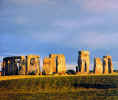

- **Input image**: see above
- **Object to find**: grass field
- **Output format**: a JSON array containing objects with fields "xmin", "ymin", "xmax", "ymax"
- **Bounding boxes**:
[
  {"xmin": 0, "ymin": 74, "xmax": 118, "ymax": 100},
  {"xmin": 0, "ymin": 73, "xmax": 118, "ymax": 81},
  {"xmin": 0, "ymin": 74, "xmax": 118, "ymax": 90}
]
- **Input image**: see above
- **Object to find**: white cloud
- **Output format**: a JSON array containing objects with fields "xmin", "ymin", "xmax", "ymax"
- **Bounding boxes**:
[
  {"xmin": 50, "ymin": 16, "xmax": 118, "ymax": 49},
  {"xmin": 0, "ymin": 56, "xmax": 3, "ymax": 62},
  {"xmin": 77, "ymin": 0, "xmax": 118, "ymax": 13},
  {"xmin": 31, "ymin": 32, "xmax": 69, "ymax": 45},
  {"xmin": 112, "ymin": 61, "xmax": 118, "ymax": 70},
  {"xmin": 31, "ymin": 31, "xmax": 118, "ymax": 49},
  {"xmin": 66, "ymin": 64, "xmax": 76, "ymax": 70},
  {"xmin": 53, "ymin": 18, "xmax": 105, "ymax": 29},
  {"xmin": 76, "ymin": 32, "xmax": 118, "ymax": 49},
  {"xmin": 33, "ymin": 16, "xmax": 118, "ymax": 49},
  {"xmin": 10, "ymin": 0, "xmax": 56, "ymax": 6}
]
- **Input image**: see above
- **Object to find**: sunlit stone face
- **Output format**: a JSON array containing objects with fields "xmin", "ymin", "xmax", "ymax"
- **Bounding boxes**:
[
  {"xmin": 43, "ymin": 54, "xmax": 66, "ymax": 75},
  {"xmin": 77, "ymin": 50, "xmax": 90, "ymax": 74},
  {"xmin": 94, "ymin": 57, "xmax": 103, "ymax": 74}
]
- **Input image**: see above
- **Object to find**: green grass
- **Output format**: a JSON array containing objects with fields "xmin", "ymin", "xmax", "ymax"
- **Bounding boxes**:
[
  {"xmin": 0, "ymin": 75, "xmax": 118, "ymax": 100},
  {"xmin": 0, "ymin": 75, "xmax": 118, "ymax": 91}
]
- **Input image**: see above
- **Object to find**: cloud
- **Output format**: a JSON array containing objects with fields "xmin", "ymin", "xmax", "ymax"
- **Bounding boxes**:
[
  {"xmin": 48, "ymin": 13, "xmax": 118, "ymax": 49},
  {"xmin": 112, "ymin": 61, "xmax": 118, "ymax": 70},
  {"xmin": 76, "ymin": 32, "xmax": 118, "ymax": 49},
  {"xmin": 30, "ymin": 30, "xmax": 118, "ymax": 49},
  {"xmin": 0, "ymin": 56, "xmax": 3, "ymax": 62},
  {"xmin": 15, "ymin": 16, "xmax": 29, "ymax": 25},
  {"xmin": 32, "ymin": 16, "xmax": 117, "ymax": 49},
  {"xmin": 52, "ymin": 17, "xmax": 105, "ymax": 29},
  {"xmin": 10, "ymin": 0, "xmax": 56, "ymax": 6},
  {"xmin": 76, "ymin": 0, "xmax": 118, "ymax": 13},
  {"xmin": 66, "ymin": 64, "xmax": 76, "ymax": 70},
  {"xmin": 31, "ymin": 32, "xmax": 69, "ymax": 45}
]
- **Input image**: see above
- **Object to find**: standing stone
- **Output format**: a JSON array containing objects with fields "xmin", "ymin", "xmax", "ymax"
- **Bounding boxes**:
[
  {"xmin": 50, "ymin": 54, "xmax": 66, "ymax": 74},
  {"xmin": 43, "ymin": 54, "xmax": 66, "ymax": 75},
  {"xmin": 8, "ymin": 60, "xmax": 11, "ymax": 75},
  {"xmin": 49, "ymin": 54, "xmax": 57, "ymax": 73},
  {"xmin": 103, "ymin": 57, "xmax": 108, "ymax": 74},
  {"xmin": 77, "ymin": 50, "xmax": 90, "ymax": 74},
  {"xmin": 56, "ymin": 55, "xmax": 66, "ymax": 74},
  {"xmin": 18, "ymin": 56, "xmax": 26, "ymax": 75},
  {"xmin": 26, "ymin": 55, "xmax": 40, "ymax": 75},
  {"xmin": 93, "ymin": 57, "xmax": 103, "ymax": 74},
  {"xmin": 43, "ymin": 57, "xmax": 53, "ymax": 75},
  {"xmin": 2, "ymin": 55, "xmax": 40, "ymax": 76},
  {"xmin": 2, "ymin": 61, "xmax": 5, "ymax": 76},
  {"xmin": 103, "ymin": 56, "xmax": 113, "ymax": 74},
  {"xmin": 2, "ymin": 57, "xmax": 12, "ymax": 75}
]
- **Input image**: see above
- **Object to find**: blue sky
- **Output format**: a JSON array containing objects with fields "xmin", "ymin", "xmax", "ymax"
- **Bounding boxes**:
[{"xmin": 1, "ymin": 0, "xmax": 118, "ymax": 70}]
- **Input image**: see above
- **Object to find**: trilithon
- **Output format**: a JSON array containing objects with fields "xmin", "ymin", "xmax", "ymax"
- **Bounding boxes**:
[{"xmin": 76, "ymin": 50, "xmax": 90, "ymax": 74}]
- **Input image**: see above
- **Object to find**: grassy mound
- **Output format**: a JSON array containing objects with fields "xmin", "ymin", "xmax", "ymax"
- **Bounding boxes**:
[
  {"xmin": 0, "ymin": 75, "xmax": 118, "ymax": 100},
  {"xmin": 0, "ymin": 75, "xmax": 118, "ymax": 92}
]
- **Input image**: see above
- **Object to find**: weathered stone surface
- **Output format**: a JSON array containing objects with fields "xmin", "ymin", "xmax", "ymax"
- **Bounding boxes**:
[
  {"xmin": 43, "ymin": 57, "xmax": 53, "ymax": 75},
  {"xmin": 56, "ymin": 55, "xmax": 66, "ymax": 73},
  {"xmin": 43, "ymin": 54, "xmax": 66, "ymax": 75},
  {"xmin": 103, "ymin": 56, "xmax": 113, "ymax": 74},
  {"xmin": 50, "ymin": 54, "xmax": 66, "ymax": 74},
  {"xmin": 18, "ymin": 56, "xmax": 26, "ymax": 75},
  {"xmin": 2, "ymin": 57, "xmax": 20, "ymax": 75},
  {"xmin": 27, "ymin": 55, "xmax": 40, "ymax": 75},
  {"xmin": 93, "ymin": 57, "xmax": 103, "ymax": 74},
  {"xmin": 0, "ymin": 62, "xmax": 2, "ymax": 69},
  {"xmin": 2, "ymin": 55, "xmax": 40, "ymax": 76},
  {"xmin": 77, "ymin": 50, "xmax": 90, "ymax": 74},
  {"xmin": 49, "ymin": 54, "xmax": 57, "ymax": 73}
]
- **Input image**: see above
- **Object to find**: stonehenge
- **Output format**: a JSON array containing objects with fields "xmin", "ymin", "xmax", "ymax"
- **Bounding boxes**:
[
  {"xmin": 43, "ymin": 54, "xmax": 66, "ymax": 75},
  {"xmin": 77, "ymin": 50, "xmax": 114, "ymax": 74},
  {"xmin": 2, "ymin": 55, "xmax": 40, "ymax": 75},
  {"xmin": 2, "ymin": 54, "xmax": 67, "ymax": 76},
  {"xmin": 0, "ymin": 50, "xmax": 114, "ymax": 76},
  {"xmin": 93, "ymin": 56, "xmax": 113, "ymax": 74}
]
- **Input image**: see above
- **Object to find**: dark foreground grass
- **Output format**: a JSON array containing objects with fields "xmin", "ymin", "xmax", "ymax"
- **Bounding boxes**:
[
  {"xmin": 0, "ymin": 75, "xmax": 118, "ymax": 100},
  {"xmin": 0, "ymin": 89, "xmax": 118, "ymax": 100}
]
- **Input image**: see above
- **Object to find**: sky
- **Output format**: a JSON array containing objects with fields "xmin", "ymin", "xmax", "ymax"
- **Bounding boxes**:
[{"xmin": 1, "ymin": 0, "xmax": 118, "ymax": 70}]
